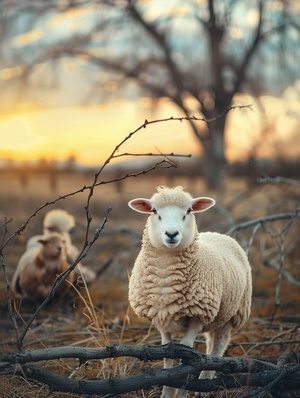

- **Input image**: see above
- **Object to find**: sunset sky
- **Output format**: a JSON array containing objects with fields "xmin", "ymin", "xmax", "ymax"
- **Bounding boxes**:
[
  {"xmin": 1, "ymin": 1, "xmax": 300, "ymax": 168},
  {"xmin": 1, "ymin": 93, "xmax": 300, "ymax": 167},
  {"xmin": 0, "ymin": 99, "xmax": 200, "ymax": 166}
]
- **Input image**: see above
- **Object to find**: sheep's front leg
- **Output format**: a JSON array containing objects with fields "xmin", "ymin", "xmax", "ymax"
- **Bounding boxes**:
[
  {"xmin": 173, "ymin": 318, "xmax": 203, "ymax": 398},
  {"xmin": 160, "ymin": 331, "xmax": 175, "ymax": 398},
  {"xmin": 200, "ymin": 321, "xmax": 232, "ymax": 381},
  {"xmin": 180, "ymin": 318, "xmax": 202, "ymax": 348},
  {"xmin": 161, "ymin": 320, "xmax": 203, "ymax": 398},
  {"xmin": 197, "ymin": 321, "xmax": 233, "ymax": 397}
]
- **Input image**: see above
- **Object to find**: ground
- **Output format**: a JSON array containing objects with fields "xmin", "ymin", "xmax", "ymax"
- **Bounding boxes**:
[{"xmin": 1, "ymin": 171, "xmax": 300, "ymax": 397}]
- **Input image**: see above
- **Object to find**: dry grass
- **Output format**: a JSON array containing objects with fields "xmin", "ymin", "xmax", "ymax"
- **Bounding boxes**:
[{"xmin": 1, "ymin": 173, "xmax": 300, "ymax": 397}]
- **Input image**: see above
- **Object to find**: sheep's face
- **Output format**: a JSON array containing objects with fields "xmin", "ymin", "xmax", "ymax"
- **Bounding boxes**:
[
  {"xmin": 128, "ymin": 188, "xmax": 215, "ymax": 251},
  {"xmin": 149, "ymin": 205, "xmax": 196, "ymax": 249},
  {"xmin": 38, "ymin": 233, "xmax": 67, "ymax": 260}
]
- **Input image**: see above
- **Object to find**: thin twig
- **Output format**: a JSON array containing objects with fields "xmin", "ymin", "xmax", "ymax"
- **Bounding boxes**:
[
  {"xmin": 245, "ymin": 222, "xmax": 261, "ymax": 257},
  {"xmin": 226, "ymin": 211, "xmax": 300, "ymax": 236},
  {"xmin": 258, "ymin": 176, "xmax": 300, "ymax": 187},
  {"xmin": 112, "ymin": 152, "xmax": 192, "ymax": 159}
]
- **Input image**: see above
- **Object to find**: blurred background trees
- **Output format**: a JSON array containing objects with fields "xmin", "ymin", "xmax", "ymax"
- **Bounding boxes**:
[{"xmin": 1, "ymin": 0, "xmax": 300, "ymax": 188}]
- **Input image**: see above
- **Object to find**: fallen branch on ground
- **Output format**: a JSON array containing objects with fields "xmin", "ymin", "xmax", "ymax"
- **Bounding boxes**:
[{"xmin": 1, "ymin": 343, "xmax": 299, "ymax": 396}]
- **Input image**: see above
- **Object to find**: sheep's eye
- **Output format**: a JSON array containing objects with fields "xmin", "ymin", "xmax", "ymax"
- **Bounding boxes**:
[
  {"xmin": 152, "ymin": 208, "xmax": 161, "ymax": 220},
  {"xmin": 183, "ymin": 208, "xmax": 191, "ymax": 220}
]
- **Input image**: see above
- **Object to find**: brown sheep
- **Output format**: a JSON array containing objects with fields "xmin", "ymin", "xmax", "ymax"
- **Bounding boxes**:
[{"xmin": 12, "ymin": 232, "xmax": 74, "ymax": 301}]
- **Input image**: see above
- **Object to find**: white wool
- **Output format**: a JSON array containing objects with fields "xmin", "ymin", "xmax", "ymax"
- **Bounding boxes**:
[
  {"xmin": 26, "ymin": 209, "xmax": 75, "ymax": 251},
  {"xmin": 128, "ymin": 186, "xmax": 252, "ymax": 398},
  {"xmin": 26, "ymin": 209, "xmax": 79, "ymax": 259},
  {"xmin": 43, "ymin": 209, "xmax": 75, "ymax": 233},
  {"xmin": 151, "ymin": 186, "xmax": 194, "ymax": 208},
  {"xmin": 129, "ymin": 230, "xmax": 251, "ymax": 332}
]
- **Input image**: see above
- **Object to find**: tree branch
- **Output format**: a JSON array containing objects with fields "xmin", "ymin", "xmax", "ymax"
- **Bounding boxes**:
[
  {"xmin": 1, "ymin": 344, "xmax": 299, "ymax": 396},
  {"xmin": 126, "ymin": 1, "xmax": 185, "ymax": 101},
  {"xmin": 226, "ymin": 211, "xmax": 300, "ymax": 236},
  {"xmin": 234, "ymin": 0, "xmax": 264, "ymax": 92}
]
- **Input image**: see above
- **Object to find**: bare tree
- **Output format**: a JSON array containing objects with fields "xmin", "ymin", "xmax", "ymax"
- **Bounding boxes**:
[{"xmin": 1, "ymin": 1, "xmax": 300, "ymax": 188}]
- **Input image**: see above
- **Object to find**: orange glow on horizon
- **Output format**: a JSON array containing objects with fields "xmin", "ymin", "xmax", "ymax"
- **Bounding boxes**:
[
  {"xmin": 1, "ymin": 95, "xmax": 300, "ymax": 167},
  {"xmin": 0, "ymin": 100, "xmax": 199, "ymax": 166}
]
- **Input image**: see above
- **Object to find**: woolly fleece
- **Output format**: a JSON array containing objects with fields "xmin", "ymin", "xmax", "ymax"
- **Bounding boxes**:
[{"xmin": 129, "ymin": 188, "xmax": 252, "ymax": 334}]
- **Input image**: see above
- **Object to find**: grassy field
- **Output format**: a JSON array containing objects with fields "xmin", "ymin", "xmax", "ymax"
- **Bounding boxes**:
[{"xmin": 1, "ymin": 171, "xmax": 300, "ymax": 397}]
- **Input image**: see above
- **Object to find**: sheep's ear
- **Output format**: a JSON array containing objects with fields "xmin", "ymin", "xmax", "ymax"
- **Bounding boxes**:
[
  {"xmin": 38, "ymin": 239, "xmax": 48, "ymax": 245},
  {"xmin": 191, "ymin": 197, "xmax": 215, "ymax": 213},
  {"xmin": 128, "ymin": 198, "xmax": 153, "ymax": 214}
]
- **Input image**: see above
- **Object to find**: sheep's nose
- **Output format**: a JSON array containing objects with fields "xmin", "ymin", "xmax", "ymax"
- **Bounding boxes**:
[{"xmin": 165, "ymin": 231, "xmax": 179, "ymax": 239}]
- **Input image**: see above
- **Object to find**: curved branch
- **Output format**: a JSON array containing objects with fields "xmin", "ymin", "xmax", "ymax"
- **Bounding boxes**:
[
  {"xmin": 226, "ymin": 211, "xmax": 300, "ymax": 236},
  {"xmin": 1, "ymin": 344, "xmax": 299, "ymax": 396},
  {"xmin": 24, "ymin": 364, "xmax": 300, "ymax": 395},
  {"xmin": 0, "ymin": 343, "xmax": 277, "ymax": 370}
]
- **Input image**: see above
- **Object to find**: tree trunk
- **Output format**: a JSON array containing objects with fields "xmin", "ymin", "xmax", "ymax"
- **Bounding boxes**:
[
  {"xmin": 197, "ymin": 79, "xmax": 234, "ymax": 189},
  {"xmin": 175, "ymin": 98, "xmax": 229, "ymax": 191},
  {"xmin": 203, "ymin": 115, "xmax": 227, "ymax": 190},
  {"xmin": 188, "ymin": 102, "xmax": 228, "ymax": 191}
]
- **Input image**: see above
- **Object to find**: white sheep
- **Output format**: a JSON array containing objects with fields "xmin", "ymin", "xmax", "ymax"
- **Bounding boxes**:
[
  {"xmin": 11, "ymin": 232, "xmax": 75, "ymax": 301},
  {"xmin": 26, "ymin": 209, "xmax": 96, "ymax": 286},
  {"xmin": 128, "ymin": 186, "xmax": 252, "ymax": 398}
]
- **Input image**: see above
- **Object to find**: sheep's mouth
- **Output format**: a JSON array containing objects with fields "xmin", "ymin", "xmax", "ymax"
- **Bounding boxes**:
[
  {"xmin": 49, "ymin": 252, "xmax": 62, "ymax": 259},
  {"xmin": 165, "ymin": 239, "xmax": 179, "ymax": 248}
]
